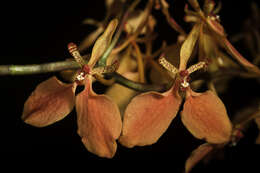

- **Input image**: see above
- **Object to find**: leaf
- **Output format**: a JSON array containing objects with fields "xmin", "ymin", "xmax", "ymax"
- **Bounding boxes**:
[
  {"xmin": 88, "ymin": 19, "xmax": 118, "ymax": 68},
  {"xmin": 181, "ymin": 88, "xmax": 232, "ymax": 144},
  {"xmin": 119, "ymin": 85, "xmax": 182, "ymax": 147},
  {"xmin": 222, "ymin": 38, "xmax": 260, "ymax": 75},
  {"xmin": 76, "ymin": 77, "xmax": 122, "ymax": 158},
  {"xmin": 179, "ymin": 23, "xmax": 201, "ymax": 70},
  {"xmin": 185, "ymin": 143, "xmax": 214, "ymax": 173},
  {"xmin": 22, "ymin": 77, "xmax": 76, "ymax": 127}
]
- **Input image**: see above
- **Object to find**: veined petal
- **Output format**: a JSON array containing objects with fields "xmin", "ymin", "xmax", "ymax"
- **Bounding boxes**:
[
  {"xmin": 185, "ymin": 143, "xmax": 214, "ymax": 173},
  {"xmin": 119, "ymin": 84, "xmax": 182, "ymax": 148},
  {"xmin": 179, "ymin": 23, "xmax": 201, "ymax": 71},
  {"xmin": 22, "ymin": 77, "xmax": 76, "ymax": 127},
  {"xmin": 181, "ymin": 88, "xmax": 232, "ymax": 144},
  {"xmin": 76, "ymin": 77, "xmax": 122, "ymax": 158}
]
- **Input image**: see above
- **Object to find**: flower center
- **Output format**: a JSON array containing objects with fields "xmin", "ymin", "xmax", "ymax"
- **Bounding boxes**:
[
  {"xmin": 158, "ymin": 56, "xmax": 207, "ymax": 90},
  {"xmin": 68, "ymin": 42, "xmax": 119, "ymax": 83}
]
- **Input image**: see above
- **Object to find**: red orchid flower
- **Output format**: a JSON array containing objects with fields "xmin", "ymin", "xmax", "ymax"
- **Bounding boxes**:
[
  {"xmin": 119, "ymin": 19, "xmax": 232, "ymax": 147},
  {"xmin": 22, "ymin": 19, "xmax": 122, "ymax": 158}
]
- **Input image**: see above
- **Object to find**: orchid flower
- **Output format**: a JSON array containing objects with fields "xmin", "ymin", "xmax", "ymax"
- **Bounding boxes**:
[
  {"xmin": 119, "ymin": 14, "xmax": 232, "ymax": 147},
  {"xmin": 22, "ymin": 19, "xmax": 122, "ymax": 158}
]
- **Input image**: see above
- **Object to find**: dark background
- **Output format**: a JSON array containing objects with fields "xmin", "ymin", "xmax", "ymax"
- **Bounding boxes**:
[{"xmin": 0, "ymin": 0, "xmax": 260, "ymax": 171}]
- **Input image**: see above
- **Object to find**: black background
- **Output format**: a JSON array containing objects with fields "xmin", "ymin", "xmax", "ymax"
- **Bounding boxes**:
[{"xmin": 0, "ymin": 0, "xmax": 260, "ymax": 172}]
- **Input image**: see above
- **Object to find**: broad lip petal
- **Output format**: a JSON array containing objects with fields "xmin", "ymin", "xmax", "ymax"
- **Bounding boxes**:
[
  {"xmin": 76, "ymin": 77, "xmax": 122, "ymax": 158},
  {"xmin": 181, "ymin": 88, "xmax": 232, "ymax": 144},
  {"xmin": 22, "ymin": 76, "xmax": 76, "ymax": 127},
  {"xmin": 119, "ymin": 84, "xmax": 182, "ymax": 148}
]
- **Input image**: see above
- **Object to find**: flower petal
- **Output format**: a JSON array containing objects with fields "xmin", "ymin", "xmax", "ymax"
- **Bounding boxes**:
[
  {"xmin": 179, "ymin": 23, "xmax": 201, "ymax": 71},
  {"xmin": 181, "ymin": 88, "xmax": 232, "ymax": 144},
  {"xmin": 119, "ymin": 85, "xmax": 182, "ymax": 147},
  {"xmin": 22, "ymin": 77, "xmax": 76, "ymax": 127},
  {"xmin": 76, "ymin": 77, "xmax": 122, "ymax": 158},
  {"xmin": 185, "ymin": 143, "xmax": 214, "ymax": 173}
]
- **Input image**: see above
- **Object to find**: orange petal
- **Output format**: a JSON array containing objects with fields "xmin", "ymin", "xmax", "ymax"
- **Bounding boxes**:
[
  {"xmin": 22, "ymin": 77, "xmax": 76, "ymax": 127},
  {"xmin": 179, "ymin": 23, "xmax": 201, "ymax": 71},
  {"xmin": 76, "ymin": 77, "xmax": 122, "ymax": 158},
  {"xmin": 185, "ymin": 143, "xmax": 214, "ymax": 173},
  {"xmin": 181, "ymin": 88, "xmax": 232, "ymax": 144},
  {"xmin": 119, "ymin": 85, "xmax": 182, "ymax": 147}
]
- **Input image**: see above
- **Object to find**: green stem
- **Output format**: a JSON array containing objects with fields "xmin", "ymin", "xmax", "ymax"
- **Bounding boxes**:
[
  {"xmin": 0, "ymin": 61, "xmax": 168, "ymax": 92},
  {"xmin": 0, "ymin": 61, "xmax": 80, "ymax": 75},
  {"xmin": 113, "ymin": 73, "xmax": 169, "ymax": 92}
]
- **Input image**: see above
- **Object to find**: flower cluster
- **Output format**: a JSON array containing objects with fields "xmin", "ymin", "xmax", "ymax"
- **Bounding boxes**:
[{"xmin": 20, "ymin": 0, "xmax": 260, "ymax": 171}]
